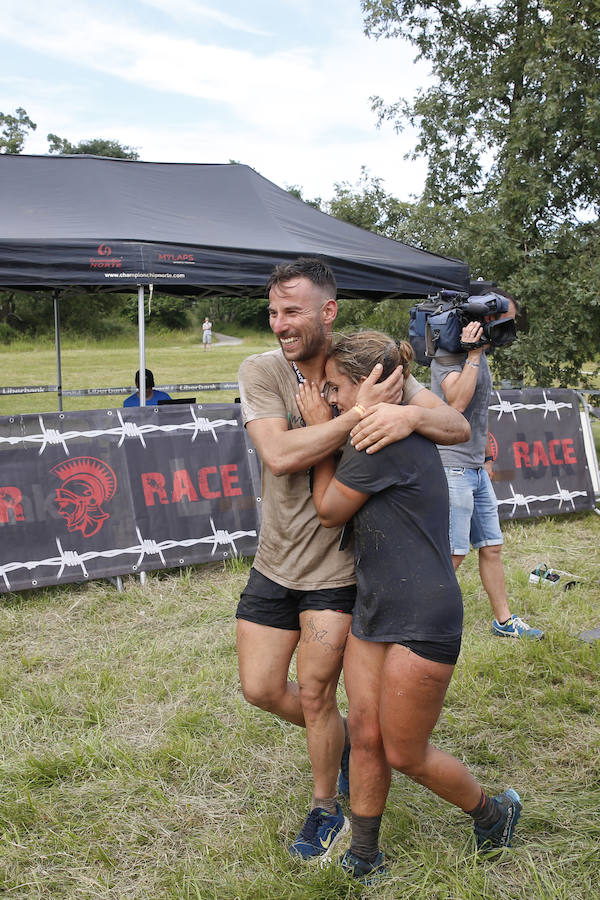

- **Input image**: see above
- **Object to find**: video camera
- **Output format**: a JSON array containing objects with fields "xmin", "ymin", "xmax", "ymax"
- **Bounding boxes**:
[{"xmin": 409, "ymin": 290, "xmax": 517, "ymax": 366}]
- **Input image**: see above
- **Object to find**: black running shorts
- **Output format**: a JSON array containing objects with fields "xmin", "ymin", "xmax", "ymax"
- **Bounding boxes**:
[
  {"xmin": 397, "ymin": 636, "xmax": 462, "ymax": 666},
  {"xmin": 236, "ymin": 568, "xmax": 356, "ymax": 631}
]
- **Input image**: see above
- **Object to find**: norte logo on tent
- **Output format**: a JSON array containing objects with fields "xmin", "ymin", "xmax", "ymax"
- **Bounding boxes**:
[
  {"xmin": 51, "ymin": 457, "xmax": 117, "ymax": 538},
  {"xmin": 89, "ymin": 242, "xmax": 123, "ymax": 269}
]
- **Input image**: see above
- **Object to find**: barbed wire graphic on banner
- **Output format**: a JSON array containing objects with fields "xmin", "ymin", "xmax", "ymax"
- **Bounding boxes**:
[
  {"xmin": 0, "ymin": 519, "xmax": 257, "ymax": 591},
  {"xmin": 489, "ymin": 390, "xmax": 573, "ymax": 422},
  {"xmin": 497, "ymin": 480, "xmax": 588, "ymax": 516},
  {"xmin": 0, "ymin": 409, "xmax": 238, "ymax": 456}
]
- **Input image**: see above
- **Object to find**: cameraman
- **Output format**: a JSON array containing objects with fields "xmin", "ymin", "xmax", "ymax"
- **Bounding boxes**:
[{"xmin": 430, "ymin": 294, "xmax": 543, "ymax": 640}]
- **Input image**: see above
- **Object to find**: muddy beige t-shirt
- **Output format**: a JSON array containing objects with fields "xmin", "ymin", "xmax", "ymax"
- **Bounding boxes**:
[{"xmin": 238, "ymin": 348, "xmax": 423, "ymax": 591}]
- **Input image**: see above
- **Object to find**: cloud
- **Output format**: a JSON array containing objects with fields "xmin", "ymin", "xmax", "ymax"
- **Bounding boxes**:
[
  {"xmin": 137, "ymin": 0, "xmax": 272, "ymax": 37},
  {"xmin": 0, "ymin": 5, "xmax": 320, "ymax": 129},
  {"xmin": 0, "ymin": 1, "xmax": 426, "ymax": 134},
  {"xmin": 0, "ymin": 0, "xmax": 430, "ymax": 199}
]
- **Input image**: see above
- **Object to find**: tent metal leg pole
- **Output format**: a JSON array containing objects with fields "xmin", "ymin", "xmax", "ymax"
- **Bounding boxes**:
[
  {"xmin": 137, "ymin": 284, "xmax": 148, "ymax": 586},
  {"xmin": 138, "ymin": 285, "xmax": 146, "ymax": 408},
  {"xmin": 53, "ymin": 291, "xmax": 63, "ymax": 412}
]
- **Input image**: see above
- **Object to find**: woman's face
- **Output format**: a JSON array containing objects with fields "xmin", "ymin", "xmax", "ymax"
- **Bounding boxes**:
[{"xmin": 324, "ymin": 358, "xmax": 361, "ymax": 414}]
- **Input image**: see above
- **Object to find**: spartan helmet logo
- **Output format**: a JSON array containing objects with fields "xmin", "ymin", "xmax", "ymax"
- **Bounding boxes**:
[{"xmin": 51, "ymin": 457, "xmax": 117, "ymax": 538}]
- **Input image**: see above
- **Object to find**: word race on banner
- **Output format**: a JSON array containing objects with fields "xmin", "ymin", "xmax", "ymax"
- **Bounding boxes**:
[{"xmin": 0, "ymin": 404, "xmax": 261, "ymax": 592}]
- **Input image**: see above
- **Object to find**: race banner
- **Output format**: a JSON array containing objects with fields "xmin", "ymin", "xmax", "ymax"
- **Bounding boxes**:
[
  {"xmin": 0, "ymin": 404, "xmax": 261, "ymax": 593},
  {"xmin": 0, "ymin": 389, "xmax": 595, "ymax": 594},
  {"xmin": 488, "ymin": 388, "xmax": 595, "ymax": 520}
]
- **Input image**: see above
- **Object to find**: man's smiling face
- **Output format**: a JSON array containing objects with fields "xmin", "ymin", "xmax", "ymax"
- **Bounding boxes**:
[{"xmin": 268, "ymin": 276, "xmax": 336, "ymax": 363}]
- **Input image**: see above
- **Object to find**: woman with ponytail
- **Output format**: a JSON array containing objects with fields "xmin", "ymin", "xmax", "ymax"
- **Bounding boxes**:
[{"xmin": 297, "ymin": 330, "xmax": 522, "ymax": 883}]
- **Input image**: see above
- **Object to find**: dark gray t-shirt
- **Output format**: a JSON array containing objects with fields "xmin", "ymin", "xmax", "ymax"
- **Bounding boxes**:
[
  {"xmin": 430, "ymin": 350, "xmax": 492, "ymax": 468},
  {"xmin": 335, "ymin": 433, "xmax": 463, "ymax": 643}
]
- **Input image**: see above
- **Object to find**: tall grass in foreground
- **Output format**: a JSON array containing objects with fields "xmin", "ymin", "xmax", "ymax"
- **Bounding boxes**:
[{"xmin": 0, "ymin": 511, "xmax": 598, "ymax": 899}]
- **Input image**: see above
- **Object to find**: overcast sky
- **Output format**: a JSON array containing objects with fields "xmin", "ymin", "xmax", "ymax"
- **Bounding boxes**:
[{"xmin": 1, "ymin": 0, "xmax": 430, "ymax": 201}]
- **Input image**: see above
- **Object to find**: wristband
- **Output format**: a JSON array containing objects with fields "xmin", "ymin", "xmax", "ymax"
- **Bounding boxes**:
[
  {"xmin": 353, "ymin": 402, "xmax": 367, "ymax": 417},
  {"xmin": 466, "ymin": 361, "xmax": 479, "ymax": 369},
  {"xmin": 484, "ymin": 455, "xmax": 493, "ymax": 463}
]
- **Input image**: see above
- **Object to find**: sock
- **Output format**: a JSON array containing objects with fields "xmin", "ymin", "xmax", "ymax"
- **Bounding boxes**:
[
  {"xmin": 312, "ymin": 795, "xmax": 338, "ymax": 815},
  {"xmin": 349, "ymin": 812, "xmax": 382, "ymax": 863},
  {"xmin": 498, "ymin": 616, "xmax": 512, "ymax": 626},
  {"xmin": 466, "ymin": 790, "xmax": 501, "ymax": 830}
]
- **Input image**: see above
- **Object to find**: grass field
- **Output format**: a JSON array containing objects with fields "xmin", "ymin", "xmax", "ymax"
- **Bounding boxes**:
[
  {"xmin": 0, "ymin": 516, "xmax": 599, "ymax": 899},
  {"xmin": 0, "ymin": 335, "xmax": 599, "ymax": 898},
  {"xmin": 0, "ymin": 331, "xmax": 278, "ymax": 415}
]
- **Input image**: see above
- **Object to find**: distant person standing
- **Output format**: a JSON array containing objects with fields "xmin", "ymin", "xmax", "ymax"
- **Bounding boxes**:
[
  {"xmin": 202, "ymin": 317, "xmax": 213, "ymax": 351},
  {"xmin": 123, "ymin": 369, "xmax": 171, "ymax": 407}
]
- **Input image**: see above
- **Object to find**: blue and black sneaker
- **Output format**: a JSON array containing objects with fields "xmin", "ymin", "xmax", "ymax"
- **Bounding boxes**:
[
  {"xmin": 340, "ymin": 849, "xmax": 387, "ymax": 885},
  {"xmin": 289, "ymin": 803, "xmax": 349, "ymax": 862},
  {"xmin": 492, "ymin": 616, "xmax": 543, "ymax": 639},
  {"xmin": 474, "ymin": 789, "xmax": 522, "ymax": 853},
  {"xmin": 338, "ymin": 741, "xmax": 350, "ymax": 800}
]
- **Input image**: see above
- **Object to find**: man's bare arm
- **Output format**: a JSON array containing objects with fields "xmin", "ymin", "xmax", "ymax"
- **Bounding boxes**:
[
  {"xmin": 247, "ymin": 362, "xmax": 404, "ymax": 475},
  {"xmin": 350, "ymin": 387, "xmax": 470, "ymax": 454},
  {"xmin": 246, "ymin": 411, "xmax": 361, "ymax": 476}
]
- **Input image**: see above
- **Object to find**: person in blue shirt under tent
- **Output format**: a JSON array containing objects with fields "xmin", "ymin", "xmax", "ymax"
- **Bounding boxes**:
[{"xmin": 123, "ymin": 369, "xmax": 172, "ymax": 407}]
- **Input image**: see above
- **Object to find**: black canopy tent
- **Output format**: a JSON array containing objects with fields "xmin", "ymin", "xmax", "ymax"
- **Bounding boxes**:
[{"xmin": 0, "ymin": 154, "xmax": 470, "ymax": 405}]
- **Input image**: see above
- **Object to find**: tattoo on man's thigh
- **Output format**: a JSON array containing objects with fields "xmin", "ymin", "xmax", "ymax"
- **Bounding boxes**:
[{"xmin": 300, "ymin": 616, "xmax": 347, "ymax": 652}]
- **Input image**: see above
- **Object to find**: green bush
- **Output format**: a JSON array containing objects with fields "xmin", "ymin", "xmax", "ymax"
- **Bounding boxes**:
[
  {"xmin": 0, "ymin": 322, "xmax": 17, "ymax": 344},
  {"xmin": 121, "ymin": 294, "xmax": 190, "ymax": 330},
  {"xmin": 335, "ymin": 297, "xmax": 412, "ymax": 340}
]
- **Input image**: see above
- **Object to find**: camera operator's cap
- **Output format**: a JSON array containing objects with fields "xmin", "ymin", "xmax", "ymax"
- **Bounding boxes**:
[{"xmin": 135, "ymin": 368, "xmax": 154, "ymax": 388}]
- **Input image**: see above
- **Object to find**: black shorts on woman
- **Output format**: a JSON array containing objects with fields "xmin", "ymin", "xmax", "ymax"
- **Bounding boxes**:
[{"xmin": 335, "ymin": 431, "xmax": 463, "ymax": 666}]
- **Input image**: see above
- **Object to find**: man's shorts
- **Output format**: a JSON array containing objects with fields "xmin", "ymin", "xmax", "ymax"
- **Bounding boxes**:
[
  {"xmin": 444, "ymin": 466, "xmax": 503, "ymax": 556},
  {"xmin": 236, "ymin": 567, "xmax": 356, "ymax": 631},
  {"xmin": 202, "ymin": 331, "xmax": 212, "ymax": 344}
]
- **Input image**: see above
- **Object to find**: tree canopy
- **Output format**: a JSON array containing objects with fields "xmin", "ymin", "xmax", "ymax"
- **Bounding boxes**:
[
  {"xmin": 0, "ymin": 108, "xmax": 36, "ymax": 154},
  {"xmin": 0, "ymin": 108, "xmax": 139, "ymax": 160},
  {"xmin": 361, "ymin": 0, "xmax": 600, "ymax": 385},
  {"xmin": 363, "ymin": 0, "xmax": 600, "ymax": 223},
  {"xmin": 47, "ymin": 135, "xmax": 139, "ymax": 159}
]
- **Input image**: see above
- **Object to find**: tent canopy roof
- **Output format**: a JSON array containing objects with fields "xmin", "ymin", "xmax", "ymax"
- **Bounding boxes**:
[{"xmin": 0, "ymin": 154, "xmax": 469, "ymax": 298}]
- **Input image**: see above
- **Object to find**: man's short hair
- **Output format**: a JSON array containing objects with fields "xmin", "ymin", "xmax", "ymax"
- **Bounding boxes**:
[
  {"xmin": 135, "ymin": 368, "xmax": 154, "ymax": 389},
  {"xmin": 266, "ymin": 257, "xmax": 337, "ymax": 299}
]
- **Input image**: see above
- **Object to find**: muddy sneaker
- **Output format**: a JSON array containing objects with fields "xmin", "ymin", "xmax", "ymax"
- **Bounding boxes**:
[
  {"xmin": 340, "ymin": 849, "xmax": 387, "ymax": 884},
  {"xmin": 474, "ymin": 789, "xmax": 522, "ymax": 853},
  {"xmin": 289, "ymin": 803, "xmax": 349, "ymax": 862}
]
